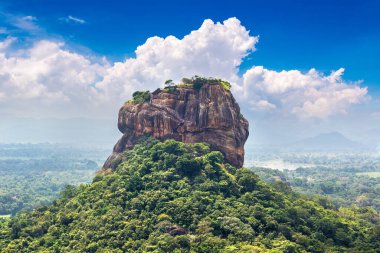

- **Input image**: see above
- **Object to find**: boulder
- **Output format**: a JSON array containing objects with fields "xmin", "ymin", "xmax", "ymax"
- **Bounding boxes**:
[{"xmin": 104, "ymin": 83, "xmax": 249, "ymax": 169}]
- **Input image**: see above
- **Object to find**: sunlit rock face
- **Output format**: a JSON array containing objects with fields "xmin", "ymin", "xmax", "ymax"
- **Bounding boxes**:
[{"xmin": 104, "ymin": 83, "xmax": 249, "ymax": 169}]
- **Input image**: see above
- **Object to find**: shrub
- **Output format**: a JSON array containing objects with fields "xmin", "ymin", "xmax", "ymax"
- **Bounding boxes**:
[
  {"xmin": 180, "ymin": 76, "xmax": 232, "ymax": 91},
  {"xmin": 165, "ymin": 79, "xmax": 174, "ymax": 85},
  {"xmin": 220, "ymin": 81, "xmax": 232, "ymax": 91},
  {"xmin": 132, "ymin": 91, "xmax": 151, "ymax": 103},
  {"xmin": 175, "ymin": 156, "xmax": 202, "ymax": 177}
]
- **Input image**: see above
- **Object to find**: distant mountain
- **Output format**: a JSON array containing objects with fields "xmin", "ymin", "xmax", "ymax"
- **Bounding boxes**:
[
  {"xmin": 355, "ymin": 127, "xmax": 380, "ymax": 150},
  {"xmin": 288, "ymin": 131, "xmax": 366, "ymax": 151}
]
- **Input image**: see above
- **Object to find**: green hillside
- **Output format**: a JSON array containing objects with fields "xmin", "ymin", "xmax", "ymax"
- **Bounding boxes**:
[{"xmin": 0, "ymin": 138, "xmax": 379, "ymax": 252}]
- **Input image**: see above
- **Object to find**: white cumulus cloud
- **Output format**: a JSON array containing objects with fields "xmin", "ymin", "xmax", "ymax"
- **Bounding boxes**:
[
  {"xmin": 0, "ymin": 17, "xmax": 369, "ymax": 120},
  {"xmin": 0, "ymin": 37, "xmax": 17, "ymax": 50},
  {"xmin": 239, "ymin": 66, "xmax": 368, "ymax": 119},
  {"xmin": 0, "ymin": 39, "xmax": 107, "ymax": 116},
  {"xmin": 95, "ymin": 18, "xmax": 258, "ymax": 100}
]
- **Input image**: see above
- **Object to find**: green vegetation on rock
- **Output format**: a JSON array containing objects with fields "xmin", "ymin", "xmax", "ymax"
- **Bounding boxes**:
[
  {"xmin": 127, "ymin": 77, "xmax": 232, "ymax": 103},
  {"xmin": 0, "ymin": 139, "xmax": 379, "ymax": 252},
  {"xmin": 132, "ymin": 91, "xmax": 151, "ymax": 104},
  {"xmin": 181, "ymin": 76, "xmax": 232, "ymax": 91},
  {"xmin": 220, "ymin": 80, "xmax": 232, "ymax": 91}
]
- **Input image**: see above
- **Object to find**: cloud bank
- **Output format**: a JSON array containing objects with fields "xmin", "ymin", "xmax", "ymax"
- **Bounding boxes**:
[
  {"xmin": 240, "ymin": 67, "xmax": 367, "ymax": 119},
  {"xmin": 0, "ymin": 17, "xmax": 368, "ymax": 119}
]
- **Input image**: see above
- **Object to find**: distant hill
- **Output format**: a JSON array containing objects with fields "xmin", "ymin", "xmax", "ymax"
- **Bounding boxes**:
[
  {"xmin": 288, "ymin": 131, "xmax": 366, "ymax": 151},
  {"xmin": 356, "ymin": 127, "xmax": 380, "ymax": 150}
]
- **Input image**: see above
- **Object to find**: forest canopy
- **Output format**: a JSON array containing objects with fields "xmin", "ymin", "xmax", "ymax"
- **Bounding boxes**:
[{"xmin": 0, "ymin": 138, "xmax": 379, "ymax": 252}]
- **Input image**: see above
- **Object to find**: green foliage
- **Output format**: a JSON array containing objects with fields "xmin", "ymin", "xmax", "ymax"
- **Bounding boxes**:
[
  {"xmin": 180, "ymin": 76, "xmax": 232, "ymax": 91},
  {"xmin": 163, "ymin": 86, "xmax": 177, "ymax": 94},
  {"xmin": 175, "ymin": 156, "xmax": 202, "ymax": 177},
  {"xmin": 176, "ymin": 83, "xmax": 193, "ymax": 88},
  {"xmin": 0, "ymin": 139, "xmax": 379, "ymax": 252},
  {"xmin": 132, "ymin": 90, "xmax": 151, "ymax": 104},
  {"xmin": 192, "ymin": 76, "xmax": 209, "ymax": 90},
  {"xmin": 252, "ymin": 166, "xmax": 380, "ymax": 211},
  {"xmin": 220, "ymin": 80, "xmax": 232, "ymax": 91},
  {"xmin": 164, "ymin": 79, "xmax": 174, "ymax": 85},
  {"xmin": 0, "ymin": 144, "xmax": 100, "ymax": 215},
  {"xmin": 181, "ymin": 77, "xmax": 193, "ymax": 84},
  {"xmin": 163, "ymin": 80, "xmax": 178, "ymax": 93}
]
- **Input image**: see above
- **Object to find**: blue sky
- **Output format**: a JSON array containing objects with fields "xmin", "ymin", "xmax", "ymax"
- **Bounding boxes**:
[
  {"xmin": 1, "ymin": 0, "xmax": 379, "ymax": 89},
  {"xmin": 0, "ymin": 0, "xmax": 379, "ymax": 147}
]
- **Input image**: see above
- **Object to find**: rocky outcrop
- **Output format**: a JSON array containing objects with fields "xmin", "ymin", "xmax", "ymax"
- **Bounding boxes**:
[{"xmin": 104, "ymin": 83, "xmax": 249, "ymax": 169}]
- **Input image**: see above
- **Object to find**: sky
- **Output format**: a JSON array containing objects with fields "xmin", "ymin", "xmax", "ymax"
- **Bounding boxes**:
[{"xmin": 0, "ymin": 0, "xmax": 379, "ymax": 148}]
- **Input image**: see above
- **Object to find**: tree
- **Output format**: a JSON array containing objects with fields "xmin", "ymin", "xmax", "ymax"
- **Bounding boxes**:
[
  {"xmin": 1, "ymin": 138, "xmax": 379, "ymax": 252},
  {"xmin": 132, "ymin": 91, "xmax": 151, "ymax": 103},
  {"xmin": 165, "ymin": 79, "xmax": 174, "ymax": 86}
]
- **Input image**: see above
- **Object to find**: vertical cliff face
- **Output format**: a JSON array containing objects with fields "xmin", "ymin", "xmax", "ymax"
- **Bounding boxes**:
[{"xmin": 104, "ymin": 83, "xmax": 249, "ymax": 169}]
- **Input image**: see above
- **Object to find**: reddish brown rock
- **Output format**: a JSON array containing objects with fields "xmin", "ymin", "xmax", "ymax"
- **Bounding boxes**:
[{"xmin": 103, "ymin": 83, "xmax": 249, "ymax": 169}]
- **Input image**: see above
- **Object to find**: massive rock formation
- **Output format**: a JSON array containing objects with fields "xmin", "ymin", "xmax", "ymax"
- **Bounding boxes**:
[{"xmin": 104, "ymin": 82, "xmax": 249, "ymax": 169}]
